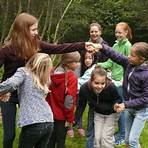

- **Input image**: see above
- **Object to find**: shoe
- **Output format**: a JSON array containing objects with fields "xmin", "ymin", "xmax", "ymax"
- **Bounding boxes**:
[
  {"xmin": 67, "ymin": 129, "xmax": 74, "ymax": 138},
  {"xmin": 78, "ymin": 128, "xmax": 85, "ymax": 137},
  {"xmin": 115, "ymin": 138, "xmax": 125, "ymax": 145}
]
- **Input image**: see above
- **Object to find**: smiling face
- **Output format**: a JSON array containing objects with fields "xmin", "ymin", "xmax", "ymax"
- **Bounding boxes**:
[
  {"xmin": 91, "ymin": 75, "xmax": 106, "ymax": 94},
  {"xmin": 90, "ymin": 25, "xmax": 101, "ymax": 43},
  {"xmin": 29, "ymin": 22, "xmax": 38, "ymax": 38},
  {"xmin": 115, "ymin": 25, "xmax": 128, "ymax": 41}
]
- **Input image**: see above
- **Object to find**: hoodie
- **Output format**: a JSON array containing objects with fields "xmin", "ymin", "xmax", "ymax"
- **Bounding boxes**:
[{"xmin": 46, "ymin": 67, "xmax": 77, "ymax": 123}]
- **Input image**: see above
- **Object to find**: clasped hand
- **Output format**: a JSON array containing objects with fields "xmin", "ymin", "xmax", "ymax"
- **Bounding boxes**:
[
  {"xmin": 85, "ymin": 42, "xmax": 102, "ymax": 53},
  {"xmin": 114, "ymin": 103, "xmax": 125, "ymax": 113}
]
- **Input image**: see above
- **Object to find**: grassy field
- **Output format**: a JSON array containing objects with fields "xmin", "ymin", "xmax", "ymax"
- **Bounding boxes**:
[{"xmin": 0, "ymin": 107, "xmax": 148, "ymax": 148}]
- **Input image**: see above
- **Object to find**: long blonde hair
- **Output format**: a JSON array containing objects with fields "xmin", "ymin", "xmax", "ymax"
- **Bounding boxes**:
[
  {"xmin": 26, "ymin": 53, "xmax": 52, "ymax": 93},
  {"xmin": 7, "ymin": 13, "xmax": 39, "ymax": 59}
]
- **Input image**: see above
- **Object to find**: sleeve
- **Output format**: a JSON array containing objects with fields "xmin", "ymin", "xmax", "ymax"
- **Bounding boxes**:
[
  {"xmin": 101, "ymin": 44, "xmax": 129, "ymax": 68},
  {"xmin": 40, "ymin": 41, "xmax": 85, "ymax": 54},
  {"xmin": 0, "ymin": 68, "xmax": 25, "ymax": 95},
  {"xmin": 97, "ymin": 59, "xmax": 113, "ymax": 69},
  {"xmin": 78, "ymin": 65, "xmax": 95, "ymax": 91},
  {"xmin": 110, "ymin": 84, "xmax": 122, "ymax": 107},
  {"xmin": 64, "ymin": 73, "xmax": 78, "ymax": 123},
  {"xmin": 124, "ymin": 77, "xmax": 148, "ymax": 108},
  {"xmin": 75, "ymin": 86, "xmax": 87, "ymax": 125}
]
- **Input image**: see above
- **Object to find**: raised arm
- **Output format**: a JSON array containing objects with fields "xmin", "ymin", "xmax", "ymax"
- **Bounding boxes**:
[
  {"xmin": 0, "ymin": 68, "xmax": 25, "ymax": 95},
  {"xmin": 39, "ymin": 41, "xmax": 95, "ymax": 54}
]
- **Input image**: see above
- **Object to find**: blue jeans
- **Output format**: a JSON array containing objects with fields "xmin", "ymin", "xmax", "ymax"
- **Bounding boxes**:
[
  {"xmin": 19, "ymin": 122, "xmax": 54, "ymax": 148},
  {"xmin": 116, "ymin": 86, "xmax": 125, "ymax": 140},
  {"xmin": 0, "ymin": 98, "xmax": 18, "ymax": 148},
  {"xmin": 125, "ymin": 108, "xmax": 148, "ymax": 148},
  {"xmin": 86, "ymin": 107, "xmax": 94, "ymax": 148}
]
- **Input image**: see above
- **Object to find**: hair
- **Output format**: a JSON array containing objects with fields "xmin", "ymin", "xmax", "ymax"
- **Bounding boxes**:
[
  {"xmin": 89, "ymin": 22, "xmax": 101, "ymax": 31},
  {"xmin": 90, "ymin": 65, "xmax": 107, "ymax": 81},
  {"xmin": 80, "ymin": 50, "xmax": 95, "ymax": 76},
  {"xmin": 61, "ymin": 51, "xmax": 80, "ymax": 66},
  {"xmin": 7, "ymin": 12, "xmax": 39, "ymax": 60},
  {"xmin": 132, "ymin": 42, "xmax": 148, "ymax": 60},
  {"xmin": 26, "ymin": 53, "xmax": 52, "ymax": 94},
  {"xmin": 116, "ymin": 22, "xmax": 132, "ymax": 41}
]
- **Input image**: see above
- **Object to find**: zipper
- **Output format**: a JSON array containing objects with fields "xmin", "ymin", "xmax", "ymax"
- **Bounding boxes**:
[{"xmin": 127, "ymin": 67, "xmax": 135, "ymax": 100}]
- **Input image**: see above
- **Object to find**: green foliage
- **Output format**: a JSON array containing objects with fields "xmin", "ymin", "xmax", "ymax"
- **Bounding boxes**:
[
  {"xmin": 0, "ymin": 106, "xmax": 148, "ymax": 148},
  {"xmin": 0, "ymin": 65, "xmax": 4, "ymax": 80}
]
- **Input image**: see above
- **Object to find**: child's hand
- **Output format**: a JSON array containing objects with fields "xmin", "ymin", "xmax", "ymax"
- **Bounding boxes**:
[
  {"xmin": 114, "ymin": 103, "xmax": 125, "ymax": 113},
  {"xmin": 0, "ymin": 93, "xmax": 11, "ymax": 102},
  {"xmin": 65, "ymin": 121, "xmax": 73, "ymax": 128}
]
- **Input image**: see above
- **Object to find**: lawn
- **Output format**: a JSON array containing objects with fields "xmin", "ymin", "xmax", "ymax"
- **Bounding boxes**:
[{"xmin": 0, "ymin": 107, "xmax": 148, "ymax": 148}]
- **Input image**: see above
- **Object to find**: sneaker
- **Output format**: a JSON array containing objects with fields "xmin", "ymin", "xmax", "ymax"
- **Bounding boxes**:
[
  {"xmin": 115, "ymin": 138, "xmax": 125, "ymax": 145},
  {"xmin": 67, "ymin": 129, "xmax": 74, "ymax": 138},
  {"xmin": 78, "ymin": 128, "xmax": 85, "ymax": 137}
]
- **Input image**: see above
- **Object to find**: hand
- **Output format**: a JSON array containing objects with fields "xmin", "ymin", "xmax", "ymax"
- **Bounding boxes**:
[
  {"xmin": 0, "ymin": 93, "xmax": 11, "ymax": 102},
  {"xmin": 85, "ymin": 42, "xmax": 102, "ymax": 53},
  {"xmin": 65, "ymin": 121, "xmax": 73, "ymax": 128},
  {"xmin": 114, "ymin": 103, "xmax": 125, "ymax": 113}
]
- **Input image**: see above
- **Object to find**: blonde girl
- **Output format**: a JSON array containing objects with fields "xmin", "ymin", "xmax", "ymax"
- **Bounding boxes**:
[{"xmin": 0, "ymin": 53, "xmax": 54, "ymax": 148}]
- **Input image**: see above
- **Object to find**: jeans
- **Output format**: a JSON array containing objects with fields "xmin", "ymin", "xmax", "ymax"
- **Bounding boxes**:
[
  {"xmin": 19, "ymin": 122, "xmax": 54, "ymax": 148},
  {"xmin": 125, "ymin": 108, "xmax": 148, "ymax": 148},
  {"xmin": 0, "ymin": 98, "xmax": 18, "ymax": 148},
  {"xmin": 48, "ymin": 119, "xmax": 67, "ymax": 148},
  {"xmin": 116, "ymin": 86, "xmax": 125, "ymax": 140},
  {"xmin": 86, "ymin": 107, "xmax": 94, "ymax": 148}
]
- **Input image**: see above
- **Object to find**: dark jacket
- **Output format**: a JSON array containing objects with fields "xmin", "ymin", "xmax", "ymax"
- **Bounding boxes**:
[
  {"xmin": 76, "ymin": 80, "xmax": 121, "ymax": 120},
  {"xmin": 101, "ymin": 43, "xmax": 148, "ymax": 108}
]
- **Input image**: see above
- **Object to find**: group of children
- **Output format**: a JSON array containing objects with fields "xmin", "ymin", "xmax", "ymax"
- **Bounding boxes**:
[{"xmin": 0, "ymin": 12, "xmax": 148, "ymax": 148}]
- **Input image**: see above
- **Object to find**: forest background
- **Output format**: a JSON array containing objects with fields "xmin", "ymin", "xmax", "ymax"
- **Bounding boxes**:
[{"xmin": 0, "ymin": 0, "xmax": 148, "ymax": 147}]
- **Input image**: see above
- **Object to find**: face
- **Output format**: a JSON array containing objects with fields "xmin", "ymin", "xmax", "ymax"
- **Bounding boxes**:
[
  {"xmin": 115, "ymin": 25, "xmax": 127, "ymax": 41},
  {"xmin": 84, "ymin": 52, "xmax": 94, "ymax": 67},
  {"xmin": 29, "ymin": 22, "xmax": 38, "ymax": 38},
  {"xmin": 67, "ymin": 61, "xmax": 80, "ymax": 71},
  {"xmin": 91, "ymin": 75, "xmax": 106, "ymax": 94},
  {"xmin": 128, "ymin": 47, "xmax": 145, "ymax": 65},
  {"xmin": 90, "ymin": 26, "xmax": 101, "ymax": 43}
]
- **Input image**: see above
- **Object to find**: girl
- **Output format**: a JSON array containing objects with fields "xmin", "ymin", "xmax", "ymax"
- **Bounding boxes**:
[
  {"xmin": 0, "ymin": 12, "xmax": 94, "ymax": 148},
  {"xmin": 0, "ymin": 53, "xmax": 54, "ymax": 148},
  {"xmin": 98, "ymin": 42, "xmax": 148, "ymax": 148},
  {"xmin": 97, "ymin": 22, "xmax": 132, "ymax": 145},
  {"xmin": 75, "ymin": 22, "xmax": 109, "ymax": 148},
  {"xmin": 46, "ymin": 51, "xmax": 80, "ymax": 148},
  {"xmin": 77, "ymin": 65, "xmax": 121, "ymax": 148},
  {"xmin": 66, "ymin": 51, "xmax": 95, "ymax": 138}
]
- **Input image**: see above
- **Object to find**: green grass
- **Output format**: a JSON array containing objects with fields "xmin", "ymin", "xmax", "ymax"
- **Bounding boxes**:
[{"xmin": 0, "ymin": 108, "xmax": 148, "ymax": 148}]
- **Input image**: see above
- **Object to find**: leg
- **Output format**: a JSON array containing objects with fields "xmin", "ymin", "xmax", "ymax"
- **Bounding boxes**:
[
  {"xmin": 115, "ymin": 86, "xmax": 125, "ymax": 144},
  {"xmin": 86, "ymin": 107, "xmax": 94, "ymax": 148},
  {"xmin": 1, "ymin": 101, "xmax": 17, "ymax": 148},
  {"xmin": 19, "ymin": 122, "xmax": 53, "ymax": 148},
  {"xmin": 124, "ymin": 109, "xmax": 135, "ymax": 145},
  {"xmin": 93, "ymin": 112, "xmax": 104, "ymax": 148},
  {"xmin": 35, "ymin": 122, "xmax": 54, "ymax": 148},
  {"xmin": 48, "ymin": 119, "xmax": 67, "ymax": 148},
  {"xmin": 101, "ymin": 113, "xmax": 119, "ymax": 148},
  {"xmin": 128, "ymin": 108, "xmax": 148, "ymax": 148}
]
